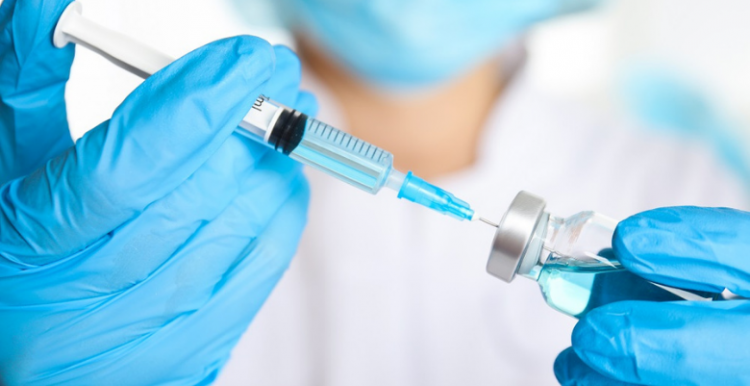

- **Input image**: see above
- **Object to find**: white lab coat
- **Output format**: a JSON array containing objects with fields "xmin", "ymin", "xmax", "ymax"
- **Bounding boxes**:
[{"xmin": 215, "ymin": 70, "xmax": 749, "ymax": 386}]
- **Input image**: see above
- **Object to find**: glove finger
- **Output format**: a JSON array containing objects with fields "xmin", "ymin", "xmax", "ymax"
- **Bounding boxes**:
[
  {"xmin": 572, "ymin": 299, "xmax": 750, "ymax": 386},
  {"xmin": 295, "ymin": 90, "xmax": 320, "ymax": 117},
  {"xmin": 0, "ymin": 0, "xmax": 75, "ymax": 183},
  {"xmin": 555, "ymin": 347, "xmax": 639, "ymax": 386},
  {"xmin": 263, "ymin": 45, "xmax": 302, "ymax": 106},
  {"xmin": 614, "ymin": 206, "xmax": 750, "ymax": 297},
  {"xmin": 112, "ymin": 151, "xmax": 306, "ymax": 326},
  {"xmin": 262, "ymin": 46, "xmax": 318, "ymax": 116},
  {"xmin": 0, "ymin": 134, "xmax": 272, "ymax": 300},
  {"xmin": 0, "ymin": 36, "xmax": 275, "ymax": 266},
  {"xmin": 103, "ymin": 174, "xmax": 310, "ymax": 385},
  {"xmin": 16, "ymin": 151, "xmax": 308, "ymax": 381}
]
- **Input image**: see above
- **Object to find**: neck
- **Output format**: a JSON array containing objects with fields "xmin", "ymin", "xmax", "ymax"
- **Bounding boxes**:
[{"xmin": 299, "ymin": 41, "xmax": 504, "ymax": 179}]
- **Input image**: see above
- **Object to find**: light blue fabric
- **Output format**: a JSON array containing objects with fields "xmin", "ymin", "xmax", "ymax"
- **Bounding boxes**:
[
  {"xmin": 273, "ymin": 0, "xmax": 603, "ymax": 87},
  {"xmin": 554, "ymin": 206, "xmax": 750, "ymax": 386},
  {"xmin": 621, "ymin": 67, "xmax": 750, "ymax": 188},
  {"xmin": 0, "ymin": 1, "xmax": 317, "ymax": 384}
]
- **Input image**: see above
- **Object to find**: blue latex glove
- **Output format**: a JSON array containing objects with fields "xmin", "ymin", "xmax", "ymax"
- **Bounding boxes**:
[
  {"xmin": 554, "ymin": 207, "xmax": 750, "ymax": 386},
  {"xmin": 0, "ymin": 0, "xmax": 75, "ymax": 182},
  {"xmin": 0, "ymin": 1, "xmax": 318, "ymax": 384}
]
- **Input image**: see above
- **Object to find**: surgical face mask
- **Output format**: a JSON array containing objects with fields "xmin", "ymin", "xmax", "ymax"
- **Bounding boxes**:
[{"xmin": 272, "ymin": 0, "xmax": 603, "ymax": 88}]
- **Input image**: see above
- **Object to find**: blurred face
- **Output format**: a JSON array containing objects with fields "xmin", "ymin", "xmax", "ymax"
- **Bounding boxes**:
[{"xmin": 277, "ymin": 0, "xmax": 602, "ymax": 87}]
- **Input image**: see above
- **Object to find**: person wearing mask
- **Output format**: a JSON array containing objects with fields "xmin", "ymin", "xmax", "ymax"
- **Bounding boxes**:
[
  {"xmin": 216, "ymin": 0, "xmax": 749, "ymax": 385},
  {"xmin": 2, "ymin": 0, "xmax": 749, "ymax": 385}
]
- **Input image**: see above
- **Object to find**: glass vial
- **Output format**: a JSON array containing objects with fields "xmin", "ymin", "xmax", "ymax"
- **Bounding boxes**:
[{"xmin": 486, "ymin": 191, "xmax": 716, "ymax": 318}]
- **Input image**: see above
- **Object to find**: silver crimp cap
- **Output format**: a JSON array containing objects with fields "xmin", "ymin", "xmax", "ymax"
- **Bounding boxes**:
[{"xmin": 486, "ymin": 191, "xmax": 546, "ymax": 282}]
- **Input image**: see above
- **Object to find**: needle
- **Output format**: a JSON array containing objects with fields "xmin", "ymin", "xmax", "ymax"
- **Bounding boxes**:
[{"xmin": 477, "ymin": 216, "xmax": 499, "ymax": 228}]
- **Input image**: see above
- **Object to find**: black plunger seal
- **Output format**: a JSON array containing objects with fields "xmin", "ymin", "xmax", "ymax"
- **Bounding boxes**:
[{"xmin": 268, "ymin": 109, "xmax": 307, "ymax": 155}]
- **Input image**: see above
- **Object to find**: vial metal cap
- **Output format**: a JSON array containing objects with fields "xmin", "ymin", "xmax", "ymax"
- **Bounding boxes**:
[{"xmin": 486, "ymin": 191, "xmax": 546, "ymax": 282}]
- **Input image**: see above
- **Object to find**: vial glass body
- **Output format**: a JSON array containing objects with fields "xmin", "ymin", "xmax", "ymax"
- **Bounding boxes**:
[{"xmin": 518, "ymin": 211, "xmax": 716, "ymax": 317}]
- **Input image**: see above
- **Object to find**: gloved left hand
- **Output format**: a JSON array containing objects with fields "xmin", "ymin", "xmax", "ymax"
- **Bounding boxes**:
[
  {"xmin": 0, "ymin": 0, "xmax": 317, "ymax": 385},
  {"xmin": 554, "ymin": 206, "xmax": 750, "ymax": 385}
]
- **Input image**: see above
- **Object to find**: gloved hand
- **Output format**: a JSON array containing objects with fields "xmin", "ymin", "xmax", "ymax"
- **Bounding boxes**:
[
  {"xmin": 554, "ymin": 206, "xmax": 750, "ymax": 386},
  {"xmin": 0, "ymin": 1, "xmax": 317, "ymax": 385}
]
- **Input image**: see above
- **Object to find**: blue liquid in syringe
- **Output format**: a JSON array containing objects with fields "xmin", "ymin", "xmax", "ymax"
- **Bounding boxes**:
[{"xmin": 288, "ymin": 117, "xmax": 476, "ymax": 220}]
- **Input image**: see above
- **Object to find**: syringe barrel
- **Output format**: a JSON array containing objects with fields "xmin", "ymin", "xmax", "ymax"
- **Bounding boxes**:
[
  {"xmin": 237, "ymin": 97, "xmax": 395, "ymax": 194},
  {"xmin": 288, "ymin": 118, "xmax": 394, "ymax": 194}
]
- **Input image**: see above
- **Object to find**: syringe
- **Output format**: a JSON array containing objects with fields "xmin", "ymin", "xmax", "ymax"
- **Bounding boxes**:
[{"xmin": 53, "ymin": 2, "xmax": 490, "ymax": 222}]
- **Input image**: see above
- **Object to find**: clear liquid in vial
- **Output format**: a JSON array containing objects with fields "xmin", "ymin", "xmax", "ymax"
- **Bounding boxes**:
[{"xmin": 536, "ymin": 249, "xmax": 693, "ymax": 317}]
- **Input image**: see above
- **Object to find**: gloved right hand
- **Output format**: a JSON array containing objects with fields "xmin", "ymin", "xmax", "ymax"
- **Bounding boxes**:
[
  {"xmin": 554, "ymin": 206, "xmax": 750, "ymax": 385},
  {"xmin": 0, "ymin": 1, "xmax": 317, "ymax": 384}
]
